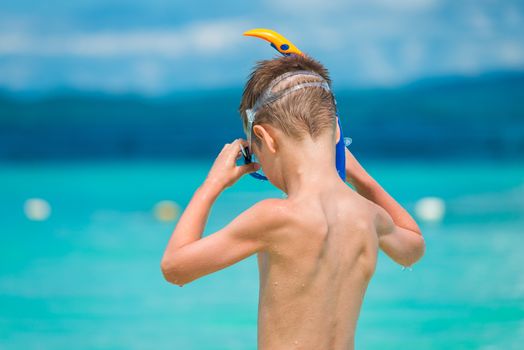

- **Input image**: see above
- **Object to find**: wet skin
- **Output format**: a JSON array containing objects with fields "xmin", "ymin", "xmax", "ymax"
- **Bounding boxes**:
[
  {"xmin": 161, "ymin": 138, "xmax": 424, "ymax": 350},
  {"xmin": 256, "ymin": 182, "xmax": 378, "ymax": 350}
]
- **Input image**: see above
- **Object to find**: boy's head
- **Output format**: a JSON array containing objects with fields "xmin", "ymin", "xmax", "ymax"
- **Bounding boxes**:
[{"xmin": 239, "ymin": 54, "xmax": 339, "ymax": 186}]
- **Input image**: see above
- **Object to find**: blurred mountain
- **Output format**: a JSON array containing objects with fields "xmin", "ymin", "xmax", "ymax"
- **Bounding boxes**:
[{"xmin": 0, "ymin": 71, "xmax": 523, "ymax": 161}]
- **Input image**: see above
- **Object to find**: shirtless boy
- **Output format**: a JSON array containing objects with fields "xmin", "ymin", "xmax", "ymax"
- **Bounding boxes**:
[{"xmin": 161, "ymin": 54, "xmax": 425, "ymax": 349}]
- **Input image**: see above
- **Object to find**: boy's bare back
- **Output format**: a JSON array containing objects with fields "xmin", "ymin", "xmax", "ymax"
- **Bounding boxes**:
[
  {"xmin": 161, "ymin": 139, "xmax": 424, "ymax": 350},
  {"xmin": 257, "ymin": 181, "xmax": 378, "ymax": 350}
]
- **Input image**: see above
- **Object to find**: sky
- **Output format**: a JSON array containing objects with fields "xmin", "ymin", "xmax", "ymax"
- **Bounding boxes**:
[{"xmin": 0, "ymin": 0, "xmax": 523, "ymax": 95}]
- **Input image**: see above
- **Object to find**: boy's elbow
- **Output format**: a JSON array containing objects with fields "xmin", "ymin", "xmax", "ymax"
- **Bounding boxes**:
[
  {"xmin": 160, "ymin": 257, "xmax": 190, "ymax": 287},
  {"xmin": 404, "ymin": 234, "xmax": 426, "ymax": 267}
]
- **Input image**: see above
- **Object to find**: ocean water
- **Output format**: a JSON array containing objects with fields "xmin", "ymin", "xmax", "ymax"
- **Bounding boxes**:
[{"xmin": 0, "ymin": 160, "xmax": 523, "ymax": 349}]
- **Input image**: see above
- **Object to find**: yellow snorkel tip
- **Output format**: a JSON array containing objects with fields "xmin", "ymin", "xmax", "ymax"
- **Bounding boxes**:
[{"xmin": 243, "ymin": 28, "xmax": 303, "ymax": 56}]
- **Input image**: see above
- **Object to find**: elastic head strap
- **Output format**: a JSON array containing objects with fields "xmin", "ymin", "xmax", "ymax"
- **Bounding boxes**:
[
  {"xmin": 252, "ymin": 70, "xmax": 328, "ymax": 112},
  {"xmin": 259, "ymin": 80, "xmax": 331, "ymax": 110}
]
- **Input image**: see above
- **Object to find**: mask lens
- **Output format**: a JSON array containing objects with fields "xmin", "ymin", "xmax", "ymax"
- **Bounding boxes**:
[
  {"xmin": 243, "ymin": 112, "xmax": 268, "ymax": 181},
  {"xmin": 249, "ymin": 151, "xmax": 268, "ymax": 180},
  {"xmin": 241, "ymin": 142, "xmax": 268, "ymax": 181}
]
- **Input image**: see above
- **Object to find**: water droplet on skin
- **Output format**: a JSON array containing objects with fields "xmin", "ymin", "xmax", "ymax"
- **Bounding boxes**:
[
  {"xmin": 294, "ymin": 340, "xmax": 299, "ymax": 345},
  {"xmin": 273, "ymin": 281, "xmax": 279, "ymax": 286},
  {"xmin": 301, "ymin": 283, "xmax": 305, "ymax": 288}
]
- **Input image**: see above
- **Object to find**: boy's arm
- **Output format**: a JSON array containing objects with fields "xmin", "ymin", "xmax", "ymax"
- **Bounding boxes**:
[
  {"xmin": 161, "ymin": 139, "xmax": 285, "ymax": 286},
  {"xmin": 345, "ymin": 148, "xmax": 425, "ymax": 267},
  {"xmin": 161, "ymin": 193, "xmax": 285, "ymax": 286}
]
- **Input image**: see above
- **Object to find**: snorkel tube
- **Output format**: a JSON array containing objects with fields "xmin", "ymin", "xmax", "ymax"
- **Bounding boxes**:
[{"xmin": 243, "ymin": 28, "xmax": 348, "ymax": 181}]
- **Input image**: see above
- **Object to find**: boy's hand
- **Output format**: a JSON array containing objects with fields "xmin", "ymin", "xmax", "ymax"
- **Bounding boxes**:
[{"xmin": 205, "ymin": 139, "xmax": 260, "ymax": 190}]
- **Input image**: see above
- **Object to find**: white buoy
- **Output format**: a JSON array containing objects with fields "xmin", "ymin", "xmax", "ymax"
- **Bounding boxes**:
[
  {"xmin": 154, "ymin": 200, "xmax": 180, "ymax": 222},
  {"xmin": 414, "ymin": 197, "xmax": 445, "ymax": 223},
  {"xmin": 24, "ymin": 198, "xmax": 51, "ymax": 221}
]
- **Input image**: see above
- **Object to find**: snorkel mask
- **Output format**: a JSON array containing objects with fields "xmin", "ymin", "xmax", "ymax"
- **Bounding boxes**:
[{"xmin": 241, "ymin": 28, "xmax": 351, "ymax": 182}]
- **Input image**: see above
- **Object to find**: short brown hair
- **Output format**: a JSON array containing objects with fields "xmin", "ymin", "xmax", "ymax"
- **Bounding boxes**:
[{"xmin": 239, "ymin": 54, "xmax": 336, "ymax": 144}]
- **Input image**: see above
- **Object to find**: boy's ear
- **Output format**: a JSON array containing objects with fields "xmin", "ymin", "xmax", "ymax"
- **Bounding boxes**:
[{"xmin": 253, "ymin": 124, "xmax": 277, "ymax": 154}]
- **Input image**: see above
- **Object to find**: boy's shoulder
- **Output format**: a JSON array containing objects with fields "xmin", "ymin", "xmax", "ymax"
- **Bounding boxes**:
[
  {"xmin": 249, "ymin": 198, "xmax": 294, "ymax": 225},
  {"xmin": 241, "ymin": 198, "xmax": 298, "ymax": 241}
]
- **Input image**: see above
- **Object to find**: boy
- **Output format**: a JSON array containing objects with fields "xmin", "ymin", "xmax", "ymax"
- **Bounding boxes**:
[{"xmin": 161, "ymin": 54, "xmax": 425, "ymax": 349}]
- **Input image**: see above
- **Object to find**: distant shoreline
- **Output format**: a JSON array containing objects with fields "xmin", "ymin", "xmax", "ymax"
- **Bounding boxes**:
[{"xmin": 1, "ymin": 71, "xmax": 523, "ymax": 161}]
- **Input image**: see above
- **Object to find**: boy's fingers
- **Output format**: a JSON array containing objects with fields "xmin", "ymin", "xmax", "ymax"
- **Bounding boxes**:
[
  {"xmin": 237, "ymin": 162, "xmax": 260, "ymax": 175},
  {"xmin": 227, "ymin": 139, "xmax": 246, "ymax": 157},
  {"xmin": 231, "ymin": 138, "xmax": 248, "ymax": 147}
]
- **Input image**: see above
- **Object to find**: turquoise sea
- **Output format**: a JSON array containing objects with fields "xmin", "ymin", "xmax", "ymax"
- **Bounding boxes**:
[{"xmin": 1, "ymin": 160, "xmax": 523, "ymax": 349}]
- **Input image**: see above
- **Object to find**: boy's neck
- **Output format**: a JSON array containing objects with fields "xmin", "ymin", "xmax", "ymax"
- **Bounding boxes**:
[{"xmin": 279, "ymin": 136, "xmax": 341, "ymax": 197}]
